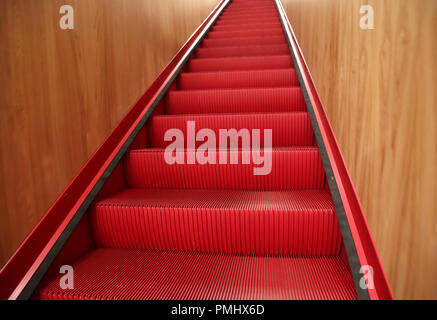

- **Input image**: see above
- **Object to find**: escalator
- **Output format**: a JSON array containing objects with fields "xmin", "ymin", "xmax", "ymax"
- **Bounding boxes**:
[{"xmin": 0, "ymin": 0, "xmax": 392, "ymax": 300}]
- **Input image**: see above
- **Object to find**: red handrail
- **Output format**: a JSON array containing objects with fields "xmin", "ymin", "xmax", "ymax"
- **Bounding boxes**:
[
  {"xmin": 0, "ymin": 0, "xmax": 230, "ymax": 300},
  {"xmin": 276, "ymin": 0, "xmax": 393, "ymax": 300}
]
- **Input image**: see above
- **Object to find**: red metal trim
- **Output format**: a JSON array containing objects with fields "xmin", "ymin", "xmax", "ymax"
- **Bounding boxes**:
[
  {"xmin": 276, "ymin": 0, "xmax": 393, "ymax": 300},
  {"xmin": 0, "ymin": 0, "xmax": 230, "ymax": 300}
]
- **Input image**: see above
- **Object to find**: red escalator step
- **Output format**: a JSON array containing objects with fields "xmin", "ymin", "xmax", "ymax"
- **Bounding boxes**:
[
  {"xmin": 225, "ymin": 5, "xmax": 276, "ymax": 9},
  {"xmin": 196, "ymin": 44, "xmax": 288, "ymax": 59},
  {"xmin": 225, "ymin": 5, "xmax": 277, "ymax": 10},
  {"xmin": 36, "ymin": 249, "xmax": 357, "ymax": 300},
  {"xmin": 230, "ymin": 3, "xmax": 275, "ymax": 8},
  {"xmin": 177, "ymin": 69, "xmax": 298, "ymax": 90},
  {"xmin": 215, "ymin": 17, "xmax": 280, "ymax": 26},
  {"xmin": 148, "ymin": 112, "xmax": 312, "ymax": 148},
  {"xmin": 230, "ymin": 5, "xmax": 275, "ymax": 10},
  {"xmin": 231, "ymin": 0, "xmax": 274, "ymax": 3},
  {"xmin": 221, "ymin": 14, "xmax": 278, "ymax": 20},
  {"xmin": 232, "ymin": 0, "xmax": 273, "ymax": 1},
  {"xmin": 208, "ymin": 29, "xmax": 283, "ymax": 39},
  {"xmin": 187, "ymin": 55, "xmax": 293, "ymax": 72},
  {"xmin": 223, "ymin": 9, "xmax": 278, "ymax": 16},
  {"xmin": 202, "ymin": 36, "xmax": 286, "ymax": 47},
  {"xmin": 124, "ymin": 148, "xmax": 325, "ymax": 190},
  {"xmin": 166, "ymin": 87, "xmax": 305, "ymax": 114},
  {"xmin": 90, "ymin": 189, "xmax": 342, "ymax": 256},
  {"xmin": 231, "ymin": 0, "xmax": 272, "ymax": 1},
  {"xmin": 218, "ymin": 13, "xmax": 279, "ymax": 21},
  {"xmin": 212, "ymin": 22, "xmax": 281, "ymax": 32},
  {"xmin": 230, "ymin": 1, "xmax": 275, "ymax": 5}
]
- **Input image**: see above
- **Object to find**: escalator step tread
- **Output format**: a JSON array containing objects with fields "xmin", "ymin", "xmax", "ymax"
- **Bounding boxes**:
[
  {"xmin": 90, "ymin": 189, "xmax": 342, "ymax": 255},
  {"xmin": 188, "ymin": 55, "xmax": 293, "ymax": 72},
  {"xmin": 37, "ymin": 248, "xmax": 357, "ymax": 300},
  {"xmin": 202, "ymin": 35, "xmax": 286, "ymax": 47},
  {"xmin": 124, "ymin": 147, "xmax": 325, "ymax": 190},
  {"xmin": 178, "ymin": 69, "xmax": 298, "ymax": 90},
  {"xmin": 166, "ymin": 87, "xmax": 305, "ymax": 114},
  {"xmin": 148, "ymin": 112, "xmax": 312, "ymax": 148},
  {"xmin": 196, "ymin": 44, "xmax": 289, "ymax": 59}
]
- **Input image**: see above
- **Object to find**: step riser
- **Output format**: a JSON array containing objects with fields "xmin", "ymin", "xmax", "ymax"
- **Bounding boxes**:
[
  {"xmin": 178, "ymin": 69, "xmax": 298, "ymax": 90},
  {"xmin": 188, "ymin": 56, "xmax": 293, "ymax": 72},
  {"xmin": 225, "ymin": 6, "xmax": 277, "ymax": 11},
  {"xmin": 220, "ymin": 11, "xmax": 278, "ymax": 17},
  {"xmin": 215, "ymin": 18, "xmax": 280, "ymax": 26},
  {"xmin": 166, "ymin": 88, "xmax": 305, "ymax": 114},
  {"xmin": 91, "ymin": 206, "xmax": 341, "ymax": 256},
  {"xmin": 228, "ymin": 4, "xmax": 276, "ymax": 9},
  {"xmin": 124, "ymin": 149, "xmax": 325, "ymax": 190},
  {"xmin": 208, "ymin": 29, "xmax": 283, "ymax": 39},
  {"xmin": 212, "ymin": 23, "xmax": 281, "ymax": 32},
  {"xmin": 218, "ymin": 14, "xmax": 279, "ymax": 22},
  {"xmin": 148, "ymin": 113, "xmax": 313, "ymax": 148},
  {"xmin": 228, "ymin": 6, "xmax": 276, "ymax": 11},
  {"xmin": 196, "ymin": 45, "xmax": 289, "ymax": 59},
  {"xmin": 202, "ymin": 36, "xmax": 286, "ymax": 48},
  {"xmin": 223, "ymin": 9, "xmax": 278, "ymax": 16}
]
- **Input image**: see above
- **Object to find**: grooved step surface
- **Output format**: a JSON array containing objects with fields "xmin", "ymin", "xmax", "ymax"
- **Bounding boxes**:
[
  {"xmin": 196, "ymin": 44, "xmax": 289, "ymax": 59},
  {"xmin": 223, "ymin": 9, "xmax": 278, "ymax": 16},
  {"xmin": 230, "ymin": 3, "xmax": 275, "ymax": 9},
  {"xmin": 36, "ymin": 249, "xmax": 357, "ymax": 300},
  {"xmin": 212, "ymin": 23, "xmax": 281, "ymax": 32},
  {"xmin": 188, "ymin": 55, "xmax": 293, "ymax": 72},
  {"xmin": 218, "ymin": 13, "xmax": 279, "ymax": 21},
  {"xmin": 202, "ymin": 36, "xmax": 286, "ymax": 47},
  {"xmin": 124, "ymin": 148, "xmax": 325, "ymax": 190},
  {"xmin": 215, "ymin": 18, "xmax": 280, "ymax": 26},
  {"xmin": 178, "ymin": 69, "xmax": 298, "ymax": 90},
  {"xmin": 148, "ymin": 112, "xmax": 313, "ymax": 148},
  {"xmin": 208, "ymin": 29, "xmax": 284, "ymax": 39},
  {"xmin": 91, "ymin": 189, "xmax": 342, "ymax": 256},
  {"xmin": 166, "ymin": 87, "xmax": 305, "ymax": 114}
]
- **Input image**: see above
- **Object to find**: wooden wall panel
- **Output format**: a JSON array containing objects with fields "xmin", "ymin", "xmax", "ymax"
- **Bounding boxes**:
[
  {"xmin": 0, "ymin": 0, "xmax": 218, "ymax": 269},
  {"xmin": 281, "ymin": 0, "xmax": 437, "ymax": 299}
]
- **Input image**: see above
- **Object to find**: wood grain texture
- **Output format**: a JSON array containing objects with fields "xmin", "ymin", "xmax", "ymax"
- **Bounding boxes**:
[
  {"xmin": 0, "ymin": 0, "xmax": 218, "ymax": 269},
  {"xmin": 281, "ymin": 0, "xmax": 437, "ymax": 299}
]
